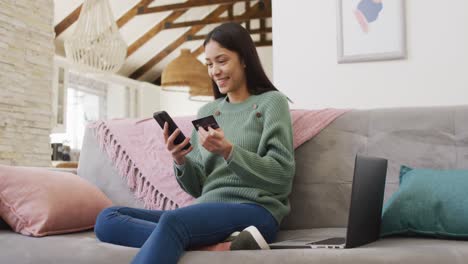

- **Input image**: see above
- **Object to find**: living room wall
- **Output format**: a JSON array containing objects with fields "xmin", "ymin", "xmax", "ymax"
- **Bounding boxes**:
[
  {"xmin": 272, "ymin": 0, "xmax": 468, "ymax": 109},
  {"xmin": 0, "ymin": 0, "xmax": 54, "ymax": 166}
]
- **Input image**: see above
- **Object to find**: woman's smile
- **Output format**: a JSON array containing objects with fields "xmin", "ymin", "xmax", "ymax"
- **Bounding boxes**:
[{"xmin": 216, "ymin": 77, "xmax": 229, "ymax": 87}]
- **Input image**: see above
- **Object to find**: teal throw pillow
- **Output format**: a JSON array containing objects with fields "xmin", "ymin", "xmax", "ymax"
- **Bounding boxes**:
[{"xmin": 381, "ymin": 165, "xmax": 468, "ymax": 239}]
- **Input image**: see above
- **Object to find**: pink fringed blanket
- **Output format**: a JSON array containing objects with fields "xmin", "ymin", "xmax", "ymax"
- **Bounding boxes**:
[{"xmin": 90, "ymin": 108, "xmax": 349, "ymax": 211}]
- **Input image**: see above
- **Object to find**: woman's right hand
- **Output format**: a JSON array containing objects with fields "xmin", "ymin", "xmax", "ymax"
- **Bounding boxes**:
[{"xmin": 163, "ymin": 122, "xmax": 193, "ymax": 165}]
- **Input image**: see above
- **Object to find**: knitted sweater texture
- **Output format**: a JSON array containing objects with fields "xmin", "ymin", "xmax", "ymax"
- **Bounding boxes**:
[{"xmin": 175, "ymin": 91, "xmax": 295, "ymax": 224}]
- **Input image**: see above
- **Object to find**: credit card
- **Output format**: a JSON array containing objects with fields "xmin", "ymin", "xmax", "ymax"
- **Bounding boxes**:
[{"xmin": 191, "ymin": 115, "xmax": 220, "ymax": 131}]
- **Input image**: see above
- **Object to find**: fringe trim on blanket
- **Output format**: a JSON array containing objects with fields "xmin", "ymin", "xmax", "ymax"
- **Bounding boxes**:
[{"xmin": 90, "ymin": 121, "xmax": 179, "ymax": 211}]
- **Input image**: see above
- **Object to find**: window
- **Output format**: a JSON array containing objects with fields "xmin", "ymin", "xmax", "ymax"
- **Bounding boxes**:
[{"xmin": 50, "ymin": 71, "xmax": 107, "ymax": 151}]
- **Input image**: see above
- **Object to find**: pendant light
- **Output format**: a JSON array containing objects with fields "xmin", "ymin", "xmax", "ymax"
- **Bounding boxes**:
[
  {"xmin": 64, "ymin": 0, "xmax": 127, "ymax": 73},
  {"xmin": 161, "ymin": 49, "xmax": 213, "ymax": 101}
]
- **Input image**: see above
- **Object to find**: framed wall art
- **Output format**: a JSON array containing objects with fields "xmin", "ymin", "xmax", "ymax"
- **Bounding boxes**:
[{"xmin": 336, "ymin": 0, "xmax": 406, "ymax": 63}]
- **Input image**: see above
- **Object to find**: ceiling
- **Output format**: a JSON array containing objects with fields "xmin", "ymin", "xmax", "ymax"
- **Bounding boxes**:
[{"xmin": 54, "ymin": 0, "xmax": 272, "ymax": 85}]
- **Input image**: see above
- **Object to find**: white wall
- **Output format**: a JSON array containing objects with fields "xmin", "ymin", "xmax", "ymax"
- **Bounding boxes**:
[
  {"xmin": 159, "ymin": 90, "xmax": 206, "ymax": 117},
  {"xmin": 105, "ymin": 78, "xmax": 162, "ymax": 119},
  {"xmin": 106, "ymin": 83, "xmax": 127, "ymax": 119},
  {"xmin": 138, "ymin": 82, "xmax": 161, "ymax": 118},
  {"xmin": 258, "ymin": 46, "xmax": 273, "ymax": 81},
  {"xmin": 272, "ymin": 0, "xmax": 468, "ymax": 109}
]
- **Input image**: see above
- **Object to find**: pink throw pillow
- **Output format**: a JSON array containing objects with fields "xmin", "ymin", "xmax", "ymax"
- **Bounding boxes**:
[{"xmin": 0, "ymin": 165, "xmax": 112, "ymax": 237}]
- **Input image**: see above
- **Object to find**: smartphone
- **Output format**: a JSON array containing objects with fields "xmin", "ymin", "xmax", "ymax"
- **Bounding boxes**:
[{"xmin": 153, "ymin": 111, "xmax": 191, "ymax": 150}]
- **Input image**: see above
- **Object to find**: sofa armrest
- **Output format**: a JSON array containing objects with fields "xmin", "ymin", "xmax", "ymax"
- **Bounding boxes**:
[
  {"xmin": 46, "ymin": 167, "xmax": 78, "ymax": 175},
  {"xmin": 77, "ymin": 126, "xmax": 145, "ymax": 208},
  {"xmin": 17, "ymin": 167, "xmax": 78, "ymax": 175}
]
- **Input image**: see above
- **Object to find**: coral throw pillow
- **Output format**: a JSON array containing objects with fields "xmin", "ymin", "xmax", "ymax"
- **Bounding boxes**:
[{"xmin": 0, "ymin": 165, "xmax": 112, "ymax": 237}]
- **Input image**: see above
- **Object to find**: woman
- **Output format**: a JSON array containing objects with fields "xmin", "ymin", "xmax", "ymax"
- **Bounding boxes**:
[{"xmin": 94, "ymin": 22, "xmax": 295, "ymax": 264}]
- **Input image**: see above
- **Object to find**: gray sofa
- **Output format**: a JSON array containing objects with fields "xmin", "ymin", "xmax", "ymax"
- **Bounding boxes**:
[{"xmin": 1, "ymin": 105, "xmax": 468, "ymax": 264}]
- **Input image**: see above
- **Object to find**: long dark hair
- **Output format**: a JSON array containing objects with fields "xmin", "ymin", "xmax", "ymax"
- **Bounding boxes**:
[{"xmin": 203, "ymin": 22, "xmax": 278, "ymax": 99}]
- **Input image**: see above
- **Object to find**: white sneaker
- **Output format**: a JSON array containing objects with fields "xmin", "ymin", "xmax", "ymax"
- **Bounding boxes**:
[
  {"xmin": 229, "ymin": 226, "xmax": 270, "ymax": 250},
  {"xmin": 224, "ymin": 231, "xmax": 241, "ymax": 242}
]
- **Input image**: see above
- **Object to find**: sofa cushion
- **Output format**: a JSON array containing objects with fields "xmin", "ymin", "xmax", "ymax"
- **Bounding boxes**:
[
  {"xmin": 381, "ymin": 165, "xmax": 468, "ymax": 238},
  {"xmin": 0, "ymin": 165, "xmax": 112, "ymax": 237},
  {"xmin": 281, "ymin": 106, "xmax": 468, "ymax": 230},
  {"xmin": 3, "ymin": 228, "xmax": 468, "ymax": 264}
]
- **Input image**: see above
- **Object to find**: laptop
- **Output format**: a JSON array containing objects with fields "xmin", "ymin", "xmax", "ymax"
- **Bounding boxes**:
[{"xmin": 269, "ymin": 154, "xmax": 388, "ymax": 249}]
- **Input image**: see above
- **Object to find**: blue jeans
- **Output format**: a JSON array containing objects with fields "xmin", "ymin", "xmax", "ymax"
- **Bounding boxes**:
[{"xmin": 94, "ymin": 202, "xmax": 278, "ymax": 264}]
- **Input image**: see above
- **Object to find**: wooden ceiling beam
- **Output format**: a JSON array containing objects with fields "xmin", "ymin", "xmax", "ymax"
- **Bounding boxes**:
[
  {"xmin": 55, "ymin": 4, "xmax": 82, "ymax": 37},
  {"xmin": 165, "ymin": 13, "xmax": 271, "ymax": 30},
  {"xmin": 132, "ymin": 0, "xmax": 269, "ymax": 52},
  {"xmin": 148, "ymin": 1, "xmax": 269, "ymax": 83},
  {"xmin": 130, "ymin": 5, "xmax": 231, "ymax": 80},
  {"xmin": 259, "ymin": 18, "xmax": 266, "ymax": 42},
  {"xmin": 187, "ymin": 27, "xmax": 272, "ymax": 41},
  {"xmin": 245, "ymin": 1, "xmax": 251, "ymax": 31},
  {"xmin": 255, "ymin": 40, "xmax": 272, "ymax": 47},
  {"xmin": 164, "ymin": 3, "xmax": 271, "ymax": 30},
  {"xmin": 117, "ymin": 0, "xmax": 155, "ymax": 28},
  {"xmin": 139, "ymin": 0, "xmax": 254, "ymax": 14},
  {"xmin": 191, "ymin": 45, "xmax": 206, "ymax": 57},
  {"xmin": 55, "ymin": 0, "xmax": 154, "ymax": 38},
  {"xmin": 228, "ymin": 3, "xmax": 234, "ymax": 19},
  {"xmin": 127, "ymin": 10, "xmax": 188, "ymax": 57},
  {"xmin": 152, "ymin": 38, "xmax": 271, "ymax": 85}
]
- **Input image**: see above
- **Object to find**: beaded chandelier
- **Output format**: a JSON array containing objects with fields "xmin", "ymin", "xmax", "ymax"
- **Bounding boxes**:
[{"xmin": 64, "ymin": 0, "xmax": 127, "ymax": 73}]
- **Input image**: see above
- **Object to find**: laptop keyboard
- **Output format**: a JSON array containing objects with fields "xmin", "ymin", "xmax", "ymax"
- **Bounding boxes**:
[{"xmin": 307, "ymin": 237, "xmax": 346, "ymax": 245}]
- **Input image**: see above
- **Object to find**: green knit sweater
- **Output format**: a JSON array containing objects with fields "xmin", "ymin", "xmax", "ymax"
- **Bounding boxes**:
[{"xmin": 174, "ymin": 91, "xmax": 295, "ymax": 224}]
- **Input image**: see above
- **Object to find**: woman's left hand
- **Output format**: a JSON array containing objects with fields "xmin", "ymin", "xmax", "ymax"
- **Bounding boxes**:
[{"xmin": 198, "ymin": 127, "xmax": 233, "ymax": 159}]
